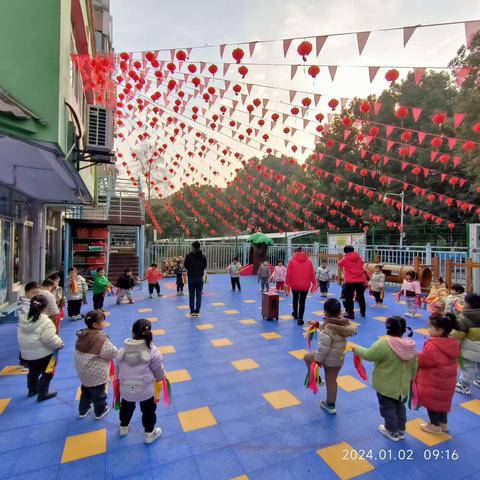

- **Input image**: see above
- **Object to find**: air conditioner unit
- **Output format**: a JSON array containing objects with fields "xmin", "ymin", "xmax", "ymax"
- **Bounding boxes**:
[{"xmin": 86, "ymin": 105, "xmax": 112, "ymax": 152}]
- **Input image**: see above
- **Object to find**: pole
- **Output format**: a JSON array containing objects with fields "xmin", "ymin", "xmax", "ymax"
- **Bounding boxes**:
[{"xmin": 400, "ymin": 191, "xmax": 405, "ymax": 248}]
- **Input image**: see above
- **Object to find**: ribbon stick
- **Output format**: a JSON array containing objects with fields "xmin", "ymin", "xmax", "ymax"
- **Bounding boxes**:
[
  {"xmin": 155, "ymin": 378, "xmax": 172, "ymax": 405},
  {"xmin": 305, "ymin": 362, "xmax": 322, "ymax": 394},
  {"xmin": 303, "ymin": 323, "xmax": 319, "ymax": 348},
  {"xmin": 353, "ymin": 354, "xmax": 368, "ymax": 381},
  {"xmin": 45, "ymin": 350, "xmax": 59, "ymax": 374},
  {"xmin": 112, "ymin": 377, "xmax": 121, "ymax": 410}
]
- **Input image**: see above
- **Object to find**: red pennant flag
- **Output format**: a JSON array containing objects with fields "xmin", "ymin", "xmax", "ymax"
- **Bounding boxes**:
[
  {"xmin": 423, "ymin": 168, "xmax": 430, "ymax": 178},
  {"xmin": 431, "ymin": 151, "xmax": 439, "ymax": 162},
  {"xmin": 459, "ymin": 179, "xmax": 467, "ymax": 188},
  {"xmin": 291, "ymin": 65, "xmax": 298, "ymax": 80},
  {"xmin": 417, "ymin": 131, "xmax": 426, "ymax": 144},
  {"xmin": 368, "ymin": 66, "xmax": 380, "ymax": 82},
  {"xmin": 289, "ymin": 90, "xmax": 297, "ymax": 103},
  {"xmin": 387, "ymin": 140, "xmax": 395, "ymax": 151},
  {"xmin": 408, "ymin": 146, "xmax": 417, "ymax": 157},
  {"xmin": 454, "ymin": 68, "xmax": 471, "ymax": 87},
  {"xmin": 339, "ymin": 143, "xmax": 346, "ymax": 152},
  {"xmin": 465, "ymin": 21, "xmax": 480, "ymax": 48},
  {"xmin": 403, "ymin": 182, "xmax": 409, "ymax": 191},
  {"xmin": 453, "ymin": 156, "xmax": 461, "ymax": 168},
  {"xmin": 412, "ymin": 107, "xmax": 422, "ymax": 122},
  {"xmin": 383, "ymin": 156, "xmax": 390, "ymax": 165},
  {"xmin": 373, "ymin": 102, "xmax": 382, "ymax": 115},
  {"xmin": 360, "ymin": 149, "xmax": 367, "ymax": 159},
  {"xmin": 385, "ymin": 125, "xmax": 394, "ymax": 137},
  {"xmin": 454, "ymin": 113, "xmax": 466, "ymax": 128},
  {"xmin": 356, "ymin": 31, "xmax": 371, "ymax": 54},
  {"xmin": 413, "ymin": 67, "xmax": 425, "ymax": 85},
  {"xmin": 315, "ymin": 36, "xmax": 328, "ymax": 56},
  {"xmin": 249, "ymin": 41, "xmax": 257, "ymax": 57},
  {"xmin": 219, "ymin": 44, "xmax": 226, "ymax": 58},
  {"xmin": 401, "ymin": 161, "xmax": 408, "ymax": 171},
  {"xmin": 403, "ymin": 26, "xmax": 417, "ymax": 46},
  {"xmin": 448, "ymin": 138, "xmax": 457, "ymax": 150},
  {"xmin": 283, "ymin": 38, "xmax": 293, "ymax": 57},
  {"xmin": 344, "ymin": 130, "xmax": 351, "ymax": 140},
  {"xmin": 335, "ymin": 159, "xmax": 341, "ymax": 167},
  {"xmin": 328, "ymin": 65, "xmax": 337, "ymax": 81},
  {"xmin": 223, "ymin": 63, "xmax": 231, "ymax": 76}
]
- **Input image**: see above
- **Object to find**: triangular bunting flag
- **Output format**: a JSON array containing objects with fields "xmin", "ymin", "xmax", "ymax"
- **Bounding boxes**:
[
  {"xmin": 383, "ymin": 156, "xmax": 390, "ymax": 165},
  {"xmin": 200, "ymin": 62, "xmax": 207, "ymax": 73},
  {"xmin": 413, "ymin": 67, "xmax": 425, "ymax": 85},
  {"xmin": 368, "ymin": 66, "xmax": 380, "ymax": 82},
  {"xmin": 408, "ymin": 146, "xmax": 417, "ymax": 157},
  {"xmin": 335, "ymin": 159, "xmax": 341, "ymax": 168},
  {"xmin": 403, "ymin": 25, "xmax": 417, "ymax": 46},
  {"xmin": 303, "ymin": 119, "xmax": 310, "ymax": 129},
  {"xmin": 401, "ymin": 161, "xmax": 408, "ymax": 171},
  {"xmin": 170, "ymin": 49, "xmax": 175, "ymax": 61},
  {"xmin": 412, "ymin": 107, "xmax": 422, "ymax": 122},
  {"xmin": 465, "ymin": 21, "xmax": 480, "ymax": 48},
  {"xmin": 289, "ymin": 90, "xmax": 297, "ymax": 103},
  {"xmin": 283, "ymin": 38, "xmax": 293, "ymax": 57},
  {"xmin": 387, "ymin": 140, "xmax": 395, "ymax": 151},
  {"xmin": 315, "ymin": 36, "xmax": 328, "ymax": 56},
  {"xmin": 417, "ymin": 131, "xmax": 426, "ymax": 144},
  {"xmin": 249, "ymin": 41, "xmax": 257, "ymax": 57},
  {"xmin": 453, "ymin": 156, "xmax": 461, "ymax": 168},
  {"xmin": 431, "ymin": 151, "xmax": 439, "ymax": 162},
  {"xmin": 454, "ymin": 68, "xmax": 471, "ymax": 87},
  {"xmin": 459, "ymin": 179, "xmax": 467, "ymax": 188},
  {"xmin": 340, "ymin": 98, "xmax": 349, "ymax": 110},
  {"xmin": 291, "ymin": 65, "xmax": 298, "ymax": 80},
  {"xmin": 373, "ymin": 102, "xmax": 382, "ymax": 115},
  {"xmin": 356, "ymin": 31, "xmax": 371, "ymax": 55},
  {"xmin": 385, "ymin": 125, "xmax": 394, "ymax": 137},
  {"xmin": 360, "ymin": 149, "xmax": 367, "ymax": 159},
  {"xmin": 223, "ymin": 63, "xmax": 231, "ymax": 76},
  {"xmin": 220, "ymin": 44, "xmax": 226, "ymax": 58},
  {"xmin": 314, "ymin": 94, "xmax": 321, "ymax": 106},
  {"xmin": 423, "ymin": 168, "xmax": 429, "ymax": 178},
  {"xmin": 454, "ymin": 113, "xmax": 466, "ymax": 128},
  {"xmin": 344, "ymin": 130, "xmax": 351, "ymax": 140},
  {"xmin": 328, "ymin": 65, "xmax": 337, "ymax": 81},
  {"xmin": 448, "ymin": 138, "xmax": 457, "ymax": 150},
  {"xmin": 339, "ymin": 143, "xmax": 346, "ymax": 152},
  {"xmin": 241, "ymin": 94, "xmax": 247, "ymax": 105},
  {"xmin": 246, "ymin": 84, "xmax": 253, "ymax": 95}
]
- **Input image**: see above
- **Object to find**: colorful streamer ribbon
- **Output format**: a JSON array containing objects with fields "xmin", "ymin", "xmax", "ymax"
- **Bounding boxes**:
[
  {"xmin": 45, "ymin": 350, "xmax": 59, "ymax": 374},
  {"xmin": 303, "ymin": 323, "xmax": 319, "ymax": 348},
  {"xmin": 155, "ymin": 378, "xmax": 172, "ymax": 406},
  {"xmin": 353, "ymin": 354, "xmax": 368, "ymax": 381},
  {"xmin": 112, "ymin": 377, "xmax": 121, "ymax": 410},
  {"xmin": 304, "ymin": 361, "xmax": 322, "ymax": 394}
]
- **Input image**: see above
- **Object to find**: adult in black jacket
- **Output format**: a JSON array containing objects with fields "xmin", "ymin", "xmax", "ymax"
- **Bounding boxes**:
[{"xmin": 184, "ymin": 241, "xmax": 207, "ymax": 316}]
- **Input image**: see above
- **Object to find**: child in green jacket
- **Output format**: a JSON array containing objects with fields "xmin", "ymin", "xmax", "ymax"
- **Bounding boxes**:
[
  {"xmin": 353, "ymin": 316, "xmax": 418, "ymax": 442},
  {"xmin": 92, "ymin": 267, "xmax": 112, "ymax": 311}
]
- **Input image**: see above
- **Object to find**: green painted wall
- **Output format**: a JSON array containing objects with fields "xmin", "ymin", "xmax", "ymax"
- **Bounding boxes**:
[{"xmin": 0, "ymin": 0, "xmax": 61, "ymax": 145}]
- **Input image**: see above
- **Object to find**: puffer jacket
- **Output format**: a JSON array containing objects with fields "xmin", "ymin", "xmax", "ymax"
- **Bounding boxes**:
[
  {"xmin": 451, "ymin": 308, "xmax": 480, "ymax": 362},
  {"xmin": 17, "ymin": 313, "xmax": 63, "ymax": 360},
  {"xmin": 65, "ymin": 275, "xmax": 88, "ymax": 301},
  {"xmin": 316, "ymin": 267, "xmax": 330, "ymax": 283},
  {"xmin": 444, "ymin": 293, "xmax": 465, "ymax": 315},
  {"xmin": 286, "ymin": 252, "xmax": 317, "ymax": 291},
  {"xmin": 416, "ymin": 336, "xmax": 460, "ymax": 412},
  {"xmin": 314, "ymin": 317, "xmax": 357, "ymax": 367},
  {"xmin": 116, "ymin": 339, "xmax": 165, "ymax": 402},
  {"xmin": 338, "ymin": 252, "xmax": 364, "ymax": 283},
  {"xmin": 369, "ymin": 272, "xmax": 386, "ymax": 292},
  {"xmin": 184, "ymin": 249, "xmax": 207, "ymax": 278},
  {"xmin": 75, "ymin": 329, "xmax": 118, "ymax": 387}
]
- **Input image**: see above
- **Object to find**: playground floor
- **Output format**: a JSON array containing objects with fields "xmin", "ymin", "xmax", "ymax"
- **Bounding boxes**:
[{"xmin": 0, "ymin": 274, "xmax": 479, "ymax": 480}]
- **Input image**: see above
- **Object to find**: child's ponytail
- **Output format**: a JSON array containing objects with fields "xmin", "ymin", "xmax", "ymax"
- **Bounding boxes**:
[
  {"xmin": 429, "ymin": 312, "xmax": 459, "ymax": 336},
  {"xmin": 132, "ymin": 318, "xmax": 153, "ymax": 349},
  {"xmin": 28, "ymin": 294, "xmax": 49, "ymax": 322},
  {"xmin": 386, "ymin": 315, "xmax": 413, "ymax": 337}
]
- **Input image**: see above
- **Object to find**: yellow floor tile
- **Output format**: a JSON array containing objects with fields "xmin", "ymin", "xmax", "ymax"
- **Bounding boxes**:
[
  {"xmin": 103, "ymin": 311, "xmax": 110, "ymax": 316},
  {"xmin": 168, "ymin": 369, "xmax": 192, "ymax": 384},
  {"xmin": 212, "ymin": 302, "xmax": 226, "ymax": 306},
  {"xmin": 146, "ymin": 316, "xmax": 158, "ymax": 322},
  {"xmin": 61, "ymin": 429, "xmax": 107, "ymax": 463},
  {"xmin": 398, "ymin": 300, "xmax": 406, "ymax": 305},
  {"xmin": 289, "ymin": 349, "xmax": 308, "ymax": 360},
  {"xmin": 350, "ymin": 321, "xmax": 361, "ymax": 327},
  {"xmin": 240, "ymin": 319, "xmax": 257, "ymax": 325},
  {"xmin": 177, "ymin": 305, "xmax": 189, "ymax": 310},
  {"xmin": 243, "ymin": 300, "xmax": 256, "ymax": 304},
  {"xmin": 158, "ymin": 345, "xmax": 176, "ymax": 354},
  {"xmin": 224, "ymin": 309, "xmax": 240, "ymax": 314},
  {"xmin": 151, "ymin": 329, "xmax": 166, "ymax": 336},
  {"xmin": 261, "ymin": 332, "xmax": 282, "ymax": 340},
  {"xmin": 374, "ymin": 316, "xmax": 388, "ymax": 322},
  {"xmin": 0, "ymin": 366, "xmax": 27, "ymax": 376},
  {"xmin": 231, "ymin": 358, "xmax": 259, "ymax": 371},
  {"xmin": 138, "ymin": 308, "xmax": 152, "ymax": 313},
  {"xmin": 0, "ymin": 399, "xmax": 11, "ymax": 415},
  {"xmin": 317, "ymin": 441, "xmax": 374, "ymax": 480},
  {"xmin": 405, "ymin": 418, "xmax": 452, "ymax": 446},
  {"xmin": 460, "ymin": 399, "xmax": 480, "ymax": 415},
  {"xmin": 231, "ymin": 476, "xmax": 249, "ymax": 480},
  {"xmin": 177, "ymin": 406, "xmax": 217, "ymax": 432},
  {"xmin": 312, "ymin": 311, "xmax": 325, "ymax": 316},
  {"xmin": 279, "ymin": 315, "xmax": 294, "ymax": 321},
  {"xmin": 414, "ymin": 313, "xmax": 423, "ymax": 317},
  {"xmin": 337, "ymin": 375, "xmax": 367, "ymax": 392},
  {"xmin": 210, "ymin": 338, "xmax": 233, "ymax": 347},
  {"xmin": 196, "ymin": 323, "xmax": 214, "ymax": 330},
  {"xmin": 415, "ymin": 328, "xmax": 430, "ymax": 336},
  {"xmin": 263, "ymin": 389, "xmax": 301, "ymax": 409}
]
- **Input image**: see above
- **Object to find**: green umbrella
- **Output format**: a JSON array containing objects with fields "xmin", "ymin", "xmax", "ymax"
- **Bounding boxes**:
[{"xmin": 249, "ymin": 233, "xmax": 274, "ymax": 245}]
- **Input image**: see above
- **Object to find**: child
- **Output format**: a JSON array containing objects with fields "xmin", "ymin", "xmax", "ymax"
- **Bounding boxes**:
[
  {"xmin": 316, "ymin": 261, "xmax": 331, "ymax": 297},
  {"xmin": 17, "ymin": 294, "xmax": 64, "ymax": 401},
  {"xmin": 17, "ymin": 282, "xmax": 40, "ymax": 371},
  {"xmin": 116, "ymin": 269, "xmax": 135, "ymax": 304},
  {"xmin": 353, "ymin": 316, "xmax": 418, "ymax": 441},
  {"xmin": 271, "ymin": 260, "xmax": 287, "ymax": 293},
  {"xmin": 144, "ymin": 263, "xmax": 163, "ymax": 299},
  {"xmin": 65, "ymin": 267, "xmax": 88, "ymax": 320},
  {"xmin": 92, "ymin": 267, "xmax": 112, "ymax": 311},
  {"xmin": 399, "ymin": 270, "xmax": 421, "ymax": 317},
  {"xmin": 303, "ymin": 298, "xmax": 357, "ymax": 414},
  {"xmin": 40, "ymin": 279, "xmax": 60, "ymax": 323},
  {"xmin": 48, "ymin": 274, "xmax": 66, "ymax": 314},
  {"xmin": 453, "ymin": 293, "xmax": 480, "ymax": 394},
  {"xmin": 116, "ymin": 319, "xmax": 166, "ymax": 444},
  {"xmin": 416, "ymin": 313, "xmax": 460, "ymax": 433},
  {"xmin": 258, "ymin": 261, "xmax": 270, "ymax": 292},
  {"xmin": 226, "ymin": 257, "xmax": 242, "ymax": 292},
  {"xmin": 75, "ymin": 310, "xmax": 118, "ymax": 419},
  {"xmin": 444, "ymin": 284, "xmax": 465, "ymax": 315},
  {"xmin": 174, "ymin": 261, "xmax": 186, "ymax": 296},
  {"xmin": 369, "ymin": 265, "xmax": 386, "ymax": 307},
  {"xmin": 426, "ymin": 277, "xmax": 449, "ymax": 315}
]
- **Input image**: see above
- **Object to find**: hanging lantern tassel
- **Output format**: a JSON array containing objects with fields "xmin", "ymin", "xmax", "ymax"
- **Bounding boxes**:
[
  {"xmin": 304, "ymin": 361, "xmax": 322, "ymax": 394},
  {"xmin": 353, "ymin": 354, "xmax": 368, "ymax": 381},
  {"xmin": 45, "ymin": 350, "xmax": 59, "ymax": 375},
  {"xmin": 303, "ymin": 322, "xmax": 319, "ymax": 348},
  {"xmin": 155, "ymin": 378, "xmax": 172, "ymax": 406},
  {"xmin": 112, "ymin": 376, "xmax": 121, "ymax": 410}
]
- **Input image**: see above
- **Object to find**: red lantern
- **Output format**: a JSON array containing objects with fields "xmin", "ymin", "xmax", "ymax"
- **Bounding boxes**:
[
  {"xmin": 232, "ymin": 47, "xmax": 244, "ymax": 64},
  {"xmin": 283, "ymin": 127, "xmax": 290, "ymax": 134},
  {"xmin": 271, "ymin": 113, "xmax": 279, "ymax": 122},
  {"xmin": 145, "ymin": 51, "xmax": 155, "ymax": 62},
  {"xmin": 263, "ymin": 134, "xmax": 269, "ymax": 141},
  {"xmin": 208, "ymin": 64, "xmax": 218, "ymax": 76},
  {"xmin": 238, "ymin": 65, "xmax": 248, "ymax": 78},
  {"xmin": 202, "ymin": 93, "xmax": 210, "ymax": 102},
  {"xmin": 463, "ymin": 140, "xmax": 476, "ymax": 152},
  {"xmin": 371, "ymin": 154, "xmax": 380, "ymax": 163},
  {"xmin": 192, "ymin": 77, "xmax": 201, "ymax": 87},
  {"xmin": 326, "ymin": 139, "xmax": 334, "ymax": 148},
  {"xmin": 291, "ymin": 107, "xmax": 300, "ymax": 115},
  {"xmin": 439, "ymin": 154, "xmax": 450, "ymax": 164},
  {"xmin": 369, "ymin": 127, "xmax": 379, "ymax": 137},
  {"xmin": 449, "ymin": 177, "xmax": 459, "ymax": 186},
  {"xmin": 166, "ymin": 62, "xmax": 176, "ymax": 73},
  {"xmin": 247, "ymin": 104, "xmax": 254, "ymax": 113},
  {"xmin": 357, "ymin": 133, "xmax": 365, "ymax": 142},
  {"xmin": 119, "ymin": 52, "xmax": 130, "ymax": 61},
  {"xmin": 328, "ymin": 98, "xmax": 339, "ymax": 110},
  {"xmin": 207, "ymin": 86, "xmax": 215, "ymax": 95},
  {"xmin": 399, "ymin": 146, "xmax": 409, "ymax": 156},
  {"xmin": 474, "ymin": 122, "xmax": 480, "ymax": 133},
  {"xmin": 302, "ymin": 97, "xmax": 311, "ymax": 108},
  {"xmin": 187, "ymin": 64, "xmax": 197, "ymax": 73},
  {"xmin": 297, "ymin": 40, "xmax": 313, "ymax": 61},
  {"xmin": 431, "ymin": 137, "xmax": 443, "ymax": 148},
  {"xmin": 258, "ymin": 119, "xmax": 265, "ymax": 126},
  {"xmin": 401, "ymin": 131, "xmax": 412, "ymax": 142},
  {"xmin": 175, "ymin": 50, "xmax": 187, "ymax": 61},
  {"xmin": 360, "ymin": 169, "xmax": 368, "ymax": 176},
  {"xmin": 359, "ymin": 101, "xmax": 371, "ymax": 113},
  {"xmin": 167, "ymin": 79, "xmax": 176, "ymax": 90},
  {"xmin": 133, "ymin": 60, "xmax": 142, "ymax": 70},
  {"xmin": 343, "ymin": 117, "xmax": 351, "ymax": 126},
  {"xmin": 427, "ymin": 194, "xmax": 436, "ymax": 202},
  {"xmin": 315, "ymin": 113, "xmax": 324, "ymax": 122},
  {"xmin": 432, "ymin": 112, "xmax": 447, "ymax": 125},
  {"xmin": 308, "ymin": 65, "xmax": 320, "ymax": 78},
  {"xmin": 385, "ymin": 69, "xmax": 399, "ymax": 83},
  {"xmin": 253, "ymin": 98, "xmax": 261, "ymax": 107},
  {"xmin": 233, "ymin": 84, "xmax": 241, "ymax": 95},
  {"xmin": 395, "ymin": 106, "xmax": 408, "ymax": 119},
  {"xmin": 412, "ymin": 166, "xmax": 422, "ymax": 176}
]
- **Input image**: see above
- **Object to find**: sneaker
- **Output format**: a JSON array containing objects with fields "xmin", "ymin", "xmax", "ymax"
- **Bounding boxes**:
[
  {"xmin": 119, "ymin": 425, "xmax": 130, "ymax": 437},
  {"xmin": 27, "ymin": 391, "xmax": 37, "ymax": 397},
  {"xmin": 78, "ymin": 405, "xmax": 93, "ymax": 419},
  {"xmin": 149, "ymin": 295, "xmax": 152, "ymax": 299},
  {"xmin": 94, "ymin": 406, "xmax": 110, "ymax": 420},
  {"xmin": 144, "ymin": 426, "xmax": 162, "ymax": 444},
  {"xmin": 37, "ymin": 392, "xmax": 57, "ymax": 402},
  {"xmin": 318, "ymin": 378, "xmax": 326, "ymax": 387},
  {"xmin": 455, "ymin": 382, "xmax": 471, "ymax": 395},
  {"xmin": 396, "ymin": 431, "xmax": 406, "ymax": 440},
  {"xmin": 405, "ymin": 312, "xmax": 415, "ymax": 318},
  {"xmin": 128, "ymin": 300, "xmax": 134, "ymax": 304},
  {"xmin": 158, "ymin": 294, "xmax": 162, "ymax": 297},
  {"xmin": 320, "ymin": 400, "xmax": 336, "ymax": 414},
  {"xmin": 473, "ymin": 380, "xmax": 480, "ymax": 389},
  {"xmin": 440, "ymin": 423, "xmax": 449, "ymax": 433},
  {"xmin": 420, "ymin": 422, "xmax": 443, "ymax": 434},
  {"xmin": 297, "ymin": 319, "xmax": 305, "ymax": 326},
  {"xmin": 378, "ymin": 424, "xmax": 399, "ymax": 442},
  {"xmin": 116, "ymin": 300, "xmax": 121, "ymax": 305},
  {"xmin": 343, "ymin": 313, "xmax": 355, "ymax": 320}
]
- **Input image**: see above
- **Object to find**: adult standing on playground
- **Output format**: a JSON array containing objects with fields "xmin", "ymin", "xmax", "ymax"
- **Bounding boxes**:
[
  {"xmin": 339, "ymin": 245, "xmax": 366, "ymax": 319},
  {"xmin": 184, "ymin": 241, "xmax": 207, "ymax": 317},
  {"xmin": 286, "ymin": 247, "xmax": 317, "ymax": 326}
]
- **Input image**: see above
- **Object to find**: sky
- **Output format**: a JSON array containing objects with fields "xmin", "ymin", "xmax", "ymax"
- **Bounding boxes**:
[{"xmin": 110, "ymin": 0, "xmax": 480, "ymax": 194}]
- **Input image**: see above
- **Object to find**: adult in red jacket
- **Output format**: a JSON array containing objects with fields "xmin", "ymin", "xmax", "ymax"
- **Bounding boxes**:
[
  {"xmin": 416, "ymin": 314, "xmax": 460, "ymax": 433},
  {"xmin": 338, "ymin": 245, "xmax": 366, "ymax": 319},
  {"xmin": 286, "ymin": 247, "xmax": 317, "ymax": 325}
]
